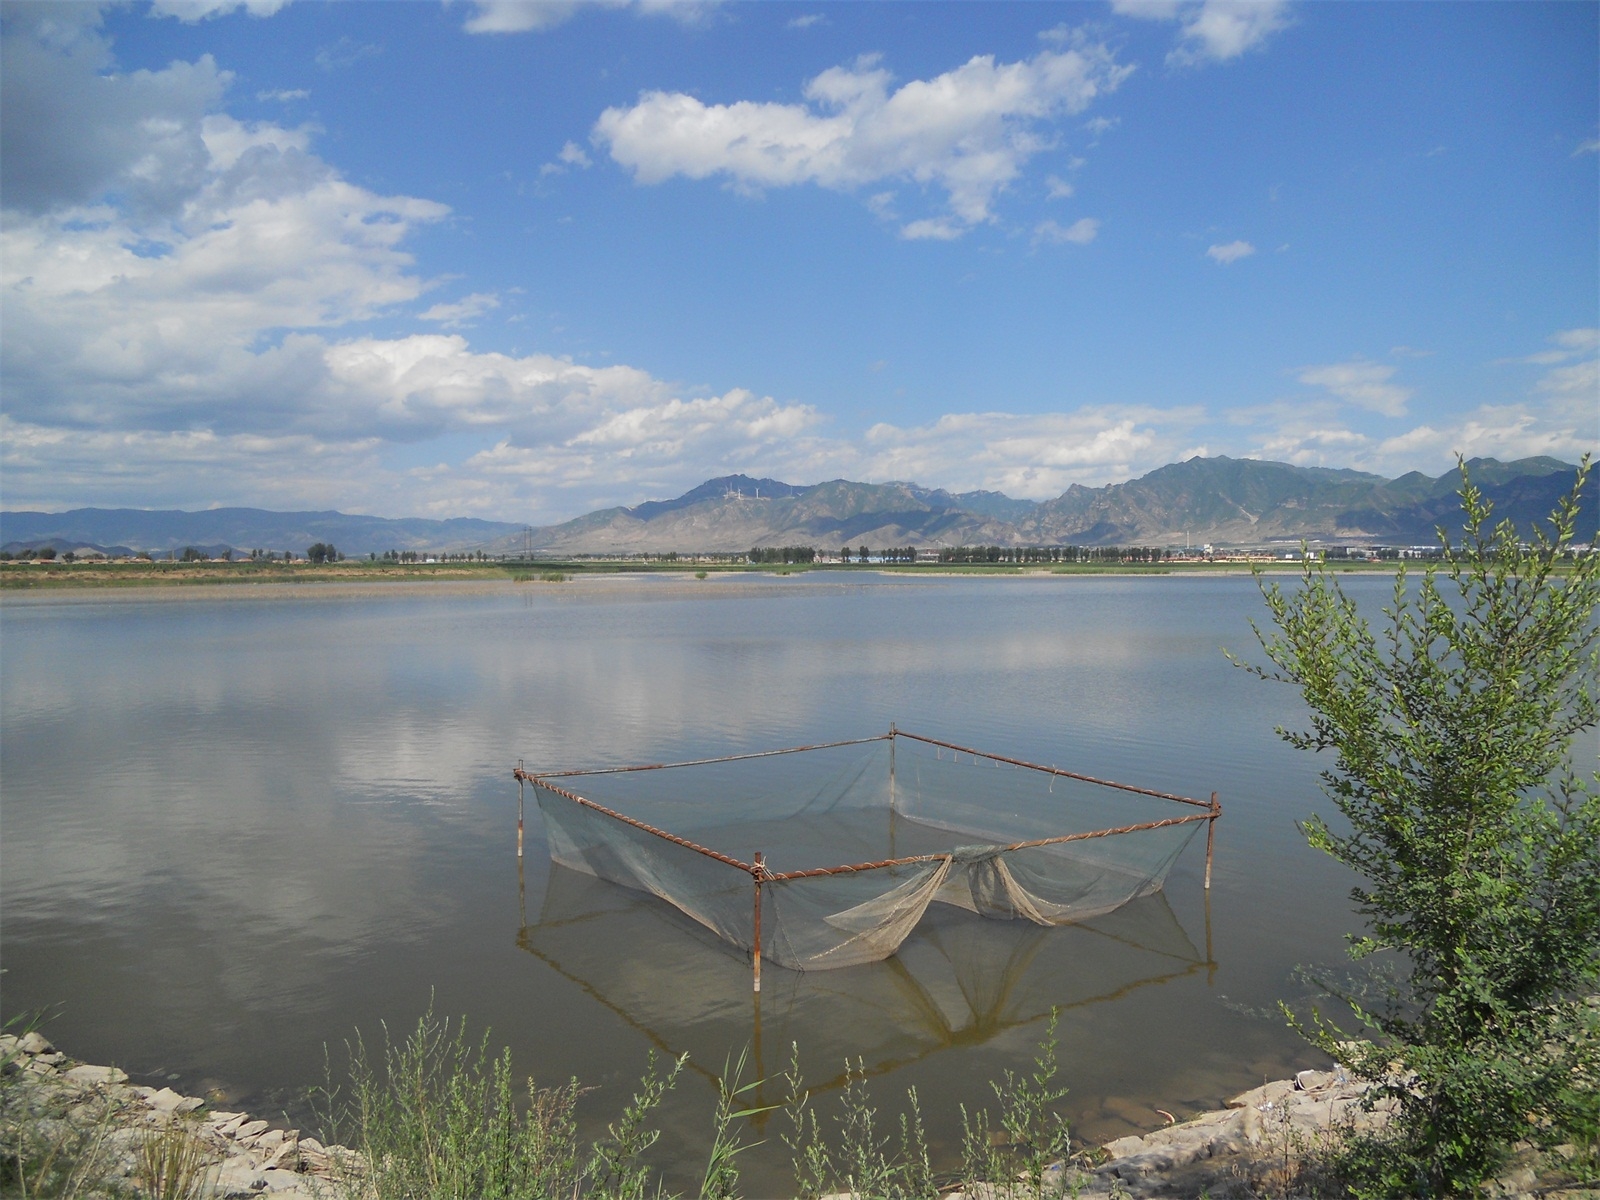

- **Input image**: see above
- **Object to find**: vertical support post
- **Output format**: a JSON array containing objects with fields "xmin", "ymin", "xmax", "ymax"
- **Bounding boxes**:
[
  {"xmin": 516, "ymin": 769, "xmax": 526, "ymax": 859},
  {"xmin": 752, "ymin": 852, "xmax": 764, "ymax": 994},
  {"xmin": 1204, "ymin": 887, "xmax": 1215, "ymax": 987},
  {"xmin": 1204, "ymin": 791, "xmax": 1218, "ymax": 890},
  {"xmin": 888, "ymin": 723, "xmax": 897, "ymax": 854}
]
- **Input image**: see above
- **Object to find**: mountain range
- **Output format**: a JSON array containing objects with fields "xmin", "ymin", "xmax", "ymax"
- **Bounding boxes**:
[{"xmin": 3, "ymin": 456, "xmax": 1591, "ymax": 558}]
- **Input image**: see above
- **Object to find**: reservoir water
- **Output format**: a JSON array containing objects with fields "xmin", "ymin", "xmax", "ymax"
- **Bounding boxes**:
[{"xmin": 1, "ymin": 571, "xmax": 1375, "ymax": 1190}]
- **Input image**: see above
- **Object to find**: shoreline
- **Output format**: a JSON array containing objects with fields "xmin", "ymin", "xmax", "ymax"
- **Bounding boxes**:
[
  {"xmin": 5, "ymin": 1033, "xmax": 1582, "ymax": 1198},
  {"xmin": 0, "ymin": 1031, "xmax": 1535, "ymax": 1200},
  {"xmin": 0, "ymin": 564, "xmax": 1348, "ymax": 605}
]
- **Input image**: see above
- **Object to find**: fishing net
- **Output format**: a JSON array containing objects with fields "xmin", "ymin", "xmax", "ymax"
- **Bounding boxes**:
[{"xmin": 517, "ymin": 730, "xmax": 1217, "ymax": 975}]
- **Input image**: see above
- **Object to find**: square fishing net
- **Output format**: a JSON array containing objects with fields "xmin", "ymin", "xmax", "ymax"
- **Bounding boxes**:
[{"xmin": 516, "ymin": 730, "xmax": 1217, "ymax": 975}]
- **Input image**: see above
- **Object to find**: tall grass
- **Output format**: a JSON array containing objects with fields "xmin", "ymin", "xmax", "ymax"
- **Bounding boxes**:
[
  {"xmin": 135, "ymin": 1119, "xmax": 213, "ymax": 1200},
  {"xmin": 313, "ymin": 1006, "xmax": 1087, "ymax": 1200},
  {"xmin": 0, "ymin": 1017, "xmax": 129, "ymax": 1200}
]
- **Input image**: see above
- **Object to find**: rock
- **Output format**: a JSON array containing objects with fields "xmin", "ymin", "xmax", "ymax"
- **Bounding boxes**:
[
  {"xmin": 260, "ymin": 1168, "xmax": 311, "ymax": 1192},
  {"xmin": 233, "ymin": 1119, "xmax": 271, "ymax": 1142},
  {"xmin": 1100, "ymin": 1135, "xmax": 1147, "ymax": 1160},
  {"xmin": 63, "ymin": 1063, "xmax": 128, "ymax": 1086},
  {"xmin": 146, "ymin": 1086, "xmax": 201, "ymax": 1112},
  {"xmin": 262, "ymin": 1136, "xmax": 300, "ymax": 1171},
  {"xmin": 208, "ymin": 1110, "xmax": 247, "ymax": 1125},
  {"xmin": 1226, "ymin": 1078, "xmax": 1295, "ymax": 1110},
  {"xmin": 18, "ymin": 1031, "xmax": 55, "ymax": 1055},
  {"xmin": 1295, "ymin": 1068, "xmax": 1333, "ymax": 1092},
  {"xmin": 214, "ymin": 1161, "xmax": 267, "ymax": 1196}
]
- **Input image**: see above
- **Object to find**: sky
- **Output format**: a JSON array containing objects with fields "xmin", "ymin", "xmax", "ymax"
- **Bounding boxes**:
[{"xmin": 1, "ymin": 0, "xmax": 1596, "ymax": 523}]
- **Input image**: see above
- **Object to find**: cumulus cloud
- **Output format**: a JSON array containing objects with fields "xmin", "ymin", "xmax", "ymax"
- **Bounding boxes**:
[
  {"xmin": 856, "ymin": 406, "xmax": 1205, "ymax": 498},
  {"xmin": 593, "ymin": 39, "xmax": 1131, "ymax": 236},
  {"xmin": 1033, "ymin": 217, "xmax": 1099, "ymax": 246},
  {"xmin": 1113, "ymin": 0, "xmax": 1290, "ymax": 66},
  {"xmin": 1205, "ymin": 239, "xmax": 1254, "ymax": 264},
  {"xmin": 257, "ymin": 87, "xmax": 310, "ymax": 102},
  {"xmin": 1044, "ymin": 174, "xmax": 1074, "ymax": 199},
  {"xmin": 459, "ymin": 0, "xmax": 717, "ymax": 34},
  {"xmin": 0, "ymin": 5, "xmax": 228, "ymax": 215},
  {"xmin": 1297, "ymin": 361, "xmax": 1412, "ymax": 417}
]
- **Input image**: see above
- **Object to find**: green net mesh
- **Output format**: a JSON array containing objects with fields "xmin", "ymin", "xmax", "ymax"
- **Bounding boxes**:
[{"xmin": 525, "ymin": 731, "xmax": 1213, "ymax": 973}]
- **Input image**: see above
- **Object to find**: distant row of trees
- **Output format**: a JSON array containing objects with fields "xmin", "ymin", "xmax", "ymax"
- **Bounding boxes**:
[
  {"xmin": 938, "ymin": 545, "xmax": 1170, "ymax": 564},
  {"xmin": 749, "ymin": 546, "xmax": 817, "ymax": 564}
]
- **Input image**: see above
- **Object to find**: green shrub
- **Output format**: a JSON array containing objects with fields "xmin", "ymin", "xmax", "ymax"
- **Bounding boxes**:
[{"xmin": 1242, "ymin": 457, "xmax": 1600, "ymax": 1195}]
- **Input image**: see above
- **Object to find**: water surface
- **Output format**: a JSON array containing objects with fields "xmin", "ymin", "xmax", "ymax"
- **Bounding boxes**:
[{"xmin": 1, "ymin": 572, "xmax": 1375, "ymax": 1189}]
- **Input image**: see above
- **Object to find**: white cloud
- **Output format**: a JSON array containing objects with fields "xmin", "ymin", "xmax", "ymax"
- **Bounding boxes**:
[
  {"xmin": 1574, "ymin": 137, "xmax": 1600, "ymax": 156},
  {"xmin": 540, "ymin": 140, "xmax": 593, "ymax": 176},
  {"xmin": 857, "ymin": 406, "xmax": 1206, "ymax": 498},
  {"xmin": 1297, "ymin": 361, "xmax": 1412, "ymax": 417},
  {"xmin": 1205, "ymin": 239, "xmax": 1254, "ymax": 264},
  {"xmin": 460, "ymin": 0, "xmax": 717, "ymax": 34},
  {"xmin": 1495, "ymin": 328, "xmax": 1600, "ymax": 366},
  {"xmin": 1033, "ymin": 217, "xmax": 1099, "ymax": 246},
  {"xmin": 418, "ymin": 292, "xmax": 502, "ymax": 327},
  {"xmin": 1114, "ymin": 0, "xmax": 1290, "ymax": 66},
  {"xmin": 787, "ymin": 14, "xmax": 824, "ymax": 30},
  {"xmin": 314, "ymin": 37, "xmax": 381, "ymax": 72},
  {"xmin": 900, "ymin": 217, "xmax": 963, "ymax": 241},
  {"xmin": 594, "ymin": 39, "xmax": 1131, "ymax": 236},
  {"xmin": 0, "ymin": 5, "xmax": 228, "ymax": 215},
  {"xmin": 1044, "ymin": 174, "xmax": 1074, "ymax": 199},
  {"xmin": 256, "ymin": 87, "xmax": 310, "ymax": 102},
  {"xmin": 150, "ymin": 0, "xmax": 294, "ymax": 19},
  {"xmin": 1553, "ymin": 327, "xmax": 1600, "ymax": 354},
  {"xmin": 1108, "ymin": 1, "xmax": 1185, "ymax": 18}
]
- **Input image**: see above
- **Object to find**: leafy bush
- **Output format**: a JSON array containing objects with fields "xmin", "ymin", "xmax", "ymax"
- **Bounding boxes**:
[{"xmin": 1242, "ymin": 458, "xmax": 1600, "ymax": 1195}]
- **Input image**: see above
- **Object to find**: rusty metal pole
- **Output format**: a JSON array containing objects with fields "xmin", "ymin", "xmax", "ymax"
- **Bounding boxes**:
[
  {"xmin": 888, "ymin": 723, "xmax": 897, "ymax": 855},
  {"xmin": 1204, "ymin": 792, "xmax": 1218, "ymax": 890},
  {"xmin": 752, "ymin": 852, "xmax": 764, "ymax": 994}
]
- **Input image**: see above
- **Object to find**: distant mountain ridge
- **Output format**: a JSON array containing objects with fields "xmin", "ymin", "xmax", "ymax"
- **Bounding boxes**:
[
  {"xmin": 0, "ymin": 506, "xmax": 523, "ymax": 558},
  {"xmin": 3, "ymin": 456, "xmax": 1591, "ymax": 557},
  {"xmin": 513, "ymin": 456, "xmax": 1592, "ymax": 554}
]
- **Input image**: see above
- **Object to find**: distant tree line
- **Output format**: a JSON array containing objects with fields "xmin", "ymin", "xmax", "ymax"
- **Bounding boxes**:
[
  {"xmin": 307, "ymin": 542, "xmax": 342, "ymax": 564},
  {"xmin": 938, "ymin": 545, "xmax": 1170, "ymax": 564},
  {"xmin": 749, "ymin": 546, "xmax": 817, "ymax": 564}
]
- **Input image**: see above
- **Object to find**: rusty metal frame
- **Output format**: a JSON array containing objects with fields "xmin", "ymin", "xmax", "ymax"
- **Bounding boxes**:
[{"xmin": 515, "ymin": 726, "xmax": 1221, "ymax": 989}]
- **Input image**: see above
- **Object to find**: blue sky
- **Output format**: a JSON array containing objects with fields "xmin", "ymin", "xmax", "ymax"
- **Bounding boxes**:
[{"xmin": 2, "ymin": 0, "xmax": 1595, "ymax": 522}]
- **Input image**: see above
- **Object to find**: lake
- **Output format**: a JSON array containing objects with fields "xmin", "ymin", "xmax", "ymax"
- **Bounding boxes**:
[{"xmin": 0, "ymin": 571, "xmax": 1375, "ymax": 1191}]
